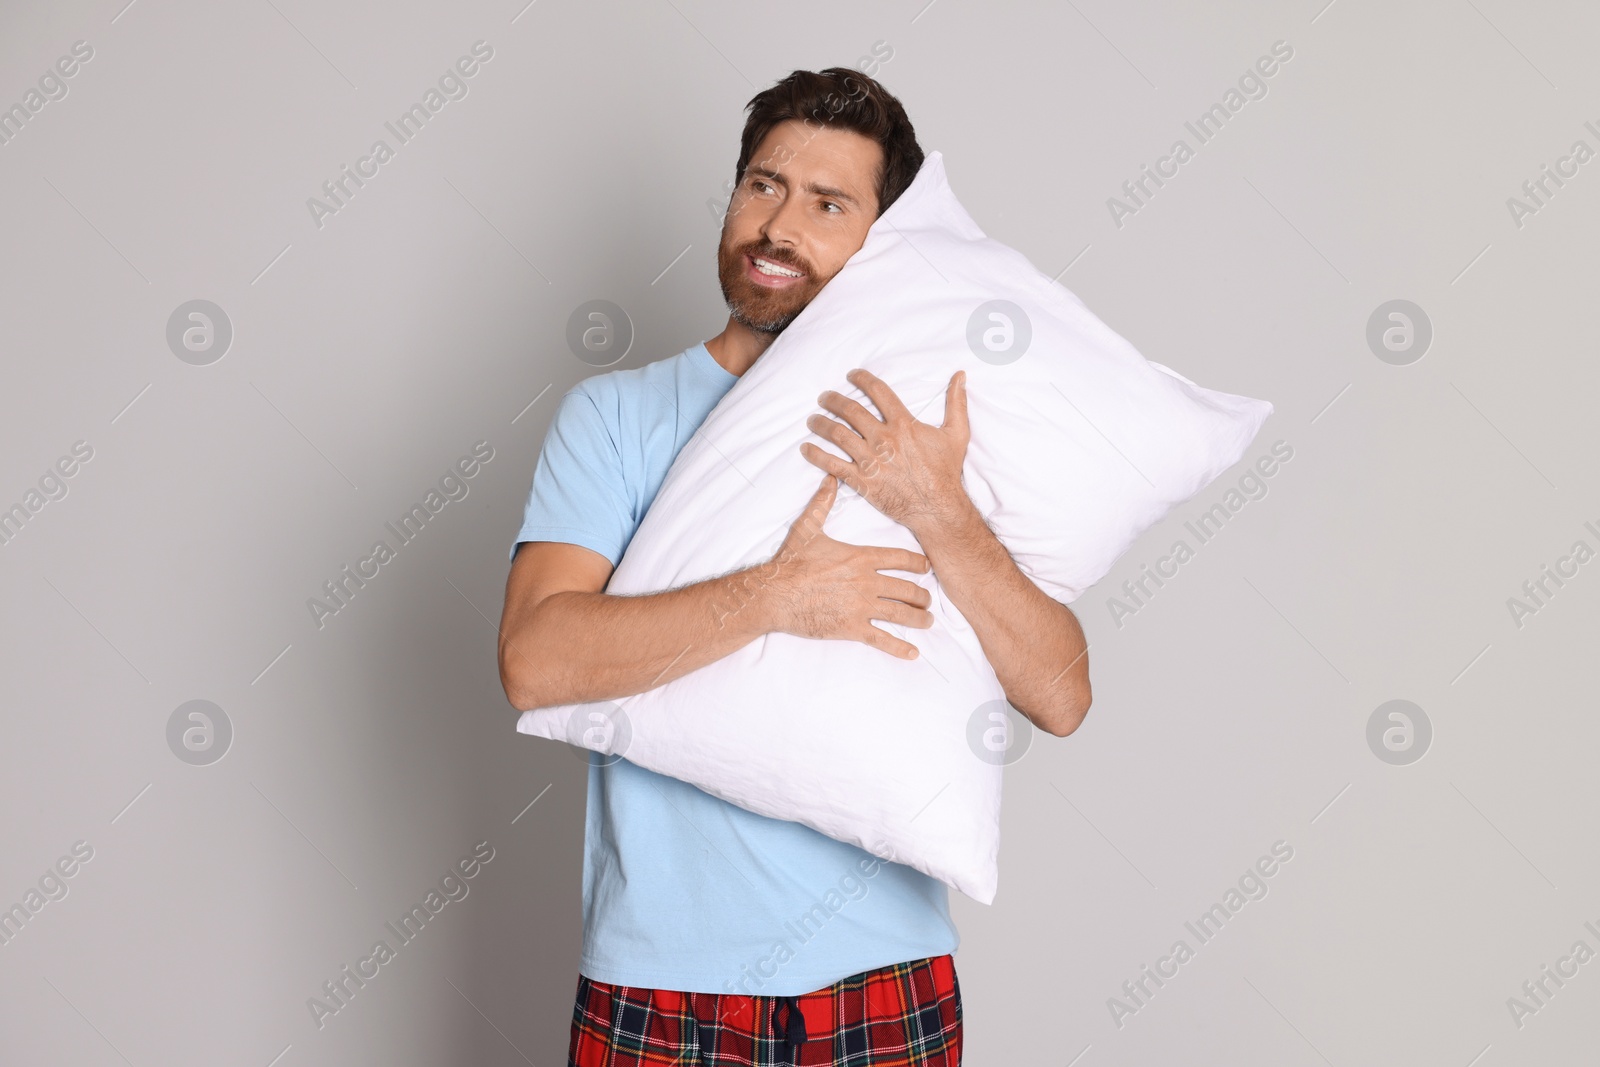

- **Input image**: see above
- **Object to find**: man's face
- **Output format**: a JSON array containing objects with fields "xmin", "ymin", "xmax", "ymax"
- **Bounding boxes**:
[{"xmin": 717, "ymin": 119, "xmax": 884, "ymax": 336}]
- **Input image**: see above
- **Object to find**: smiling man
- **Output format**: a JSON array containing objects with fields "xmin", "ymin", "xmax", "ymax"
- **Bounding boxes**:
[{"xmin": 499, "ymin": 67, "xmax": 1090, "ymax": 1067}]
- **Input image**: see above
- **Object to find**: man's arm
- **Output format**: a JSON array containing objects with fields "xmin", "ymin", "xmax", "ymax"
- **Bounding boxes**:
[
  {"xmin": 498, "ymin": 541, "xmax": 769, "ymax": 711},
  {"xmin": 498, "ymin": 474, "xmax": 935, "ymax": 712},
  {"xmin": 906, "ymin": 497, "xmax": 1091, "ymax": 736}
]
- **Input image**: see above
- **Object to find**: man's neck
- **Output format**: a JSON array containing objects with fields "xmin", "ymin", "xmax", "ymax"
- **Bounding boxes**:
[{"xmin": 704, "ymin": 319, "xmax": 778, "ymax": 378}]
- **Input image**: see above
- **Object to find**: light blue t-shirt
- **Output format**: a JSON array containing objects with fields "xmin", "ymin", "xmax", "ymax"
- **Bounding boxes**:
[{"xmin": 510, "ymin": 341, "xmax": 959, "ymax": 995}]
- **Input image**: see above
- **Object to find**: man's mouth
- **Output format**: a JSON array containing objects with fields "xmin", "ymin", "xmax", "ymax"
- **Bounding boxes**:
[{"xmin": 745, "ymin": 253, "xmax": 807, "ymax": 287}]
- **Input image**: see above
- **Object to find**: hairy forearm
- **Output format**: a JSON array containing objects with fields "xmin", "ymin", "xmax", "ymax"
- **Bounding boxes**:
[
  {"xmin": 910, "ymin": 497, "xmax": 1091, "ymax": 735},
  {"xmin": 501, "ymin": 565, "xmax": 779, "ymax": 711}
]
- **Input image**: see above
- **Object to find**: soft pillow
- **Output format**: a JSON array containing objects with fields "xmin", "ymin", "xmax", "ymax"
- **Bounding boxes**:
[{"xmin": 517, "ymin": 150, "xmax": 1271, "ymax": 903}]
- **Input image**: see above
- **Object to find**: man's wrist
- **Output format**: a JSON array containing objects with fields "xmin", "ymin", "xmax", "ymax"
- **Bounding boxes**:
[
  {"xmin": 905, "ymin": 488, "xmax": 983, "ymax": 551},
  {"xmin": 708, "ymin": 560, "xmax": 785, "ymax": 639}
]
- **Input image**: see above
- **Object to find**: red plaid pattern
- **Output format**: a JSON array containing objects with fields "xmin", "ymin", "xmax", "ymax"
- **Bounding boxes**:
[{"xmin": 567, "ymin": 955, "xmax": 962, "ymax": 1066}]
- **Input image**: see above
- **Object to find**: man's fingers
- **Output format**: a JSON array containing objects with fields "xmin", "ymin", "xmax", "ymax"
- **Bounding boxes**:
[
  {"xmin": 874, "ymin": 597, "xmax": 935, "ymax": 629},
  {"xmin": 802, "ymin": 472, "xmax": 837, "ymax": 525},
  {"xmin": 874, "ymin": 548, "xmax": 930, "ymax": 575},
  {"xmin": 877, "ymin": 575, "xmax": 932, "ymax": 611},
  {"xmin": 942, "ymin": 369, "xmax": 969, "ymax": 433},
  {"xmin": 859, "ymin": 623, "xmax": 920, "ymax": 660}
]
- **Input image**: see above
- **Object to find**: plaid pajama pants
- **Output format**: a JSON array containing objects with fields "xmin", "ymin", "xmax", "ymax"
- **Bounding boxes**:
[{"xmin": 567, "ymin": 955, "xmax": 962, "ymax": 1066}]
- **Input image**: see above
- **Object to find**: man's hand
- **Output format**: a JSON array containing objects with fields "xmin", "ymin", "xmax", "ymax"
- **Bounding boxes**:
[
  {"xmin": 755, "ymin": 472, "xmax": 935, "ymax": 661},
  {"xmin": 799, "ymin": 367, "xmax": 969, "ymax": 535},
  {"xmin": 799, "ymin": 365, "xmax": 1092, "ymax": 735}
]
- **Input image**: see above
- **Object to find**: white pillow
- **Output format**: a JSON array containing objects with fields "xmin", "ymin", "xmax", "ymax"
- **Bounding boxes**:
[{"xmin": 517, "ymin": 150, "xmax": 1271, "ymax": 903}]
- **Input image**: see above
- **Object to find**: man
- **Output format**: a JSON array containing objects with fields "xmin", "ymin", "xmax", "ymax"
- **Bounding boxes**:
[{"xmin": 499, "ymin": 67, "xmax": 1091, "ymax": 1067}]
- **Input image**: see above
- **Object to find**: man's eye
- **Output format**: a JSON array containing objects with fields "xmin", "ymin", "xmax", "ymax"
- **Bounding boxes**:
[{"xmin": 820, "ymin": 201, "xmax": 841, "ymax": 214}]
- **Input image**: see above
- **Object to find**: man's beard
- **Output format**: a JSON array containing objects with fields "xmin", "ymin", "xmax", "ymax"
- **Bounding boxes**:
[{"xmin": 716, "ymin": 237, "xmax": 823, "ymax": 336}]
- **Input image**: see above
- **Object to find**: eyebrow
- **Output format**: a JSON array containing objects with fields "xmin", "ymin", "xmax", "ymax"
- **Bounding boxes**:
[{"xmin": 747, "ymin": 164, "xmax": 862, "ymax": 208}]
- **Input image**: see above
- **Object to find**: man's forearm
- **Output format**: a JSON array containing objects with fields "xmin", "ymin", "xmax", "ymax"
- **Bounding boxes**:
[
  {"xmin": 910, "ymin": 495, "xmax": 1091, "ymax": 735},
  {"xmin": 503, "ymin": 564, "xmax": 779, "ymax": 711}
]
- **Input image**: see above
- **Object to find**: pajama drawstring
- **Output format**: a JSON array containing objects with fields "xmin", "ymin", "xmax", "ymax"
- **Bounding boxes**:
[{"xmin": 772, "ymin": 993, "xmax": 807, "ymax": 1063}]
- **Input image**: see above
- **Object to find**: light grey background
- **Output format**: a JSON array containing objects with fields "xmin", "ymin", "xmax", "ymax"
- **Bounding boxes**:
[{"xmin": 2, "ymin": 0, "xmax": 1595, "ymax": 1063}]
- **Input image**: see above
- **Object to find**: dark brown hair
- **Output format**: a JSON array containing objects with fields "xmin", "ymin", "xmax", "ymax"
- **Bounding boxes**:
[{"xmin": 734, "ymin": 67, "xmax": 922, "ymax": 218}]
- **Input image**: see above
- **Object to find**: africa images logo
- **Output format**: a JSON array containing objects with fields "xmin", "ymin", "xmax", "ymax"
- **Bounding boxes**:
[{"xmin": 306, "ymin": 41, "xmax": 494, "ymax": 230}]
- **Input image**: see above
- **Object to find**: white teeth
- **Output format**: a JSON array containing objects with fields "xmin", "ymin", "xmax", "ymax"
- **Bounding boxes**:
[{"xmin": 753, "ymin": 257, "xmax": 802, "ymax": 278}]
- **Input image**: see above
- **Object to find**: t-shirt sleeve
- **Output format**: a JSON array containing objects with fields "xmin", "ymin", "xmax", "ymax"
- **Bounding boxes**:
[{"xmin": 508, "ymin": 387, "xmax": 635, "ymax": 565}]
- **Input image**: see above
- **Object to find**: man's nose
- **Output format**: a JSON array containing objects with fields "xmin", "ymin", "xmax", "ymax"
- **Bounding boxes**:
[{"xmin": 761, "ymin": 196, "xmax": 805, "ymax": 250}]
